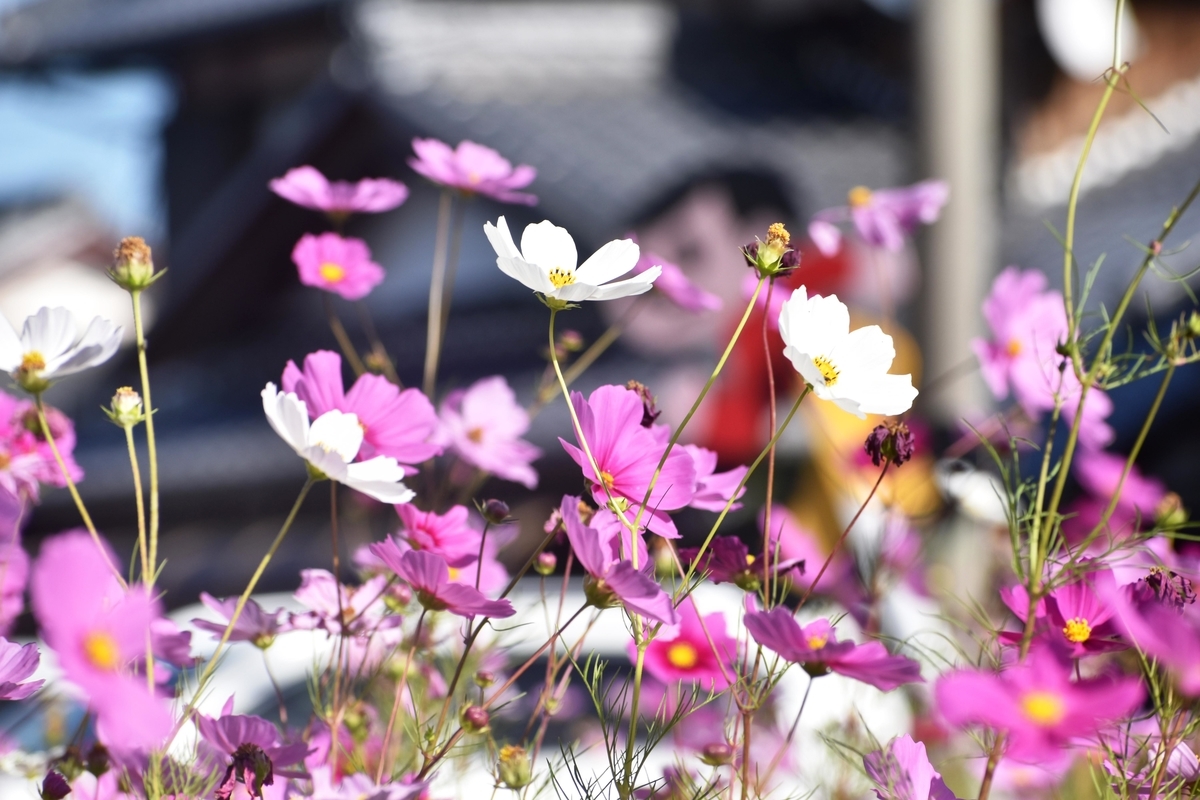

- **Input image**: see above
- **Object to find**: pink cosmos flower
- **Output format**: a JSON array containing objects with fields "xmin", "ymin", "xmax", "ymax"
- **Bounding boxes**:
[
  {"xmin": 935, "ymin": 646, "xmax": 1143, "ymax": 762},
  {"xmin": 682, "ymin": 445, "xmax": 747, "ymax": 512},
  {"xmin": 291, "ymin": 233, "xmax": 385, "ymax": 301},
  {"xmin": 370, "ymin": 545, "xmax": 514, "ymax": 619},
  {"xmin": 30, "ymin": 530, "xmax": 172, "ymax": 749},
  {"xmin": 1003, "ymin": 571, "xmax": 1124, "ymax": 658},
  {"xmin": 677, "ymin": 536, "xmax": 803, "ymax": 592},
  {"xmin": 198, "ymin": 698, "xmax": 310, "ymax": 800},
  {"xmin": 393, "ymin": 503, "xmax": 480, "ymax": 566},
  {"xmin": 971, "ymin": 267, "xmax": 1114, "ymax": 449},
  {"xmin": 409, "ymin": 138, "xmax": 537, "ymax": 205},
  {"xmin": 560, "ymin": 385, "xmax": 696, "ymax": 538},
  {"xmin": 0, "ymin": 637, "xmax": 42, "ymax": 700},
  {"xmin": 627, "ymin": 240, "xmax": 721, "ymax": 313},
  {"xmin": 808, "ymin": 180, "xmax": 948, "ymax": 257},
  {"xmin": 1064, "ymin": 450, "xmax": 1167, "ymax": 542},
  {"xmin": 192, "ymin": 593, "xmax": 289, "ymax": 649},
  {"xmin": 760, "ymin": 506, "xmax": 862, "ymax": 611},
  {"xmin": 291, "ymin": 570, "xmax": 402, "ymax": 670},
  {"xmin": 269, "ymin": 166, "xmax": 408, "ymax": 215},
  {"xmin": 638, "ymin": 602, "xmax": 735, "ymax": 690},
  {"xmin": 863, "ymin": 734, "xmax": 957, "ymax": 800},
  {"xmin": 282, "ymin": 350, "xmax": 441, "ymax": 471},
  {"xmin": 745, "ymin": 608, "xmax": 921, "ymax": 691},
  {"xmin": 561, "ymin": 495, "xmax": 677, "ymax": 626},
  {"xmin": 0, "ymin": 538, "xmax": 27, "ymax": 635},
  {"xmin": 308, "ymin": 765, "xmax": 427, "ymax": 800},
  {"xmin": 437, "ymin": 375, "xmax": 541, "ymax": 489}
]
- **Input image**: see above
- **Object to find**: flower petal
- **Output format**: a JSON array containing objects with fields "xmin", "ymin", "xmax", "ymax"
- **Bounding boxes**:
[
  {"xmin": 575, "ymin": 238, "xmax": 639, "ymax": 286},
  {"xmin": 520, "ymin": 220, "xmax": 577, "ymax": 272}
]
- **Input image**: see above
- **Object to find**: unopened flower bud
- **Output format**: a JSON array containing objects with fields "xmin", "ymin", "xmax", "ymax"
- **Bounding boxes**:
[
  {"xmin": 864, "ymin": 421, "xmax": 915, "ymax": 467},
  {"xmin": 110, "ymin": 236, "xmax": 162, "ymax": 291},
  {"xmin": 1156, "ymin": 492, "xmax": 1188, "ymax": 529},
  {"xmin": 1151, "ymin": 239, "xmax": 1163, "ymax": 256},
  {"xmin": 559, "ymin": 329, "xmax": 584, "ymax": 352},
  {"xmin": 1187, "ymin": 311, "xmax": 1200, "ymax": 339},
  {"xmin": 699, "ymin": 742, "xmax": 734, "ymax": 767},
  {"xmin": 626, "ymin": 380, "xmax": 660, "ymax": 427},
  {"xmin": 534, "ymin": 551, "xmax": 557, "ymax": 576},
  {"xmin": 461, "ymin": 705, "xmax": 490, "ymax": 733},
  {"xmin": 85, "ymin": 744, "xmax": 110, "ymax": 777},
  {"xmin": 497, "ymin": 745, "xmax": 533, "ymax": 789},
  {"xmin": 105, "ymin": 386, "xmax": 145, "ymax": 428},
  {"xmin": 474, "ymin": 669, "xmax": 496, "ymax": 688},
  {"xmin": 40, "ymin": 772, "xmax": 70, "ymax": 800},
  {"xmin": 482, "ymin": 499, "xmax": 510, "ymax": 525}
]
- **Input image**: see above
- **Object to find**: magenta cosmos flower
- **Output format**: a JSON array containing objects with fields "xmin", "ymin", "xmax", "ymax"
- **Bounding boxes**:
[
  {"xmin": 627, "ymin": 239, "xmax": 721, "ymax": 313},
  {"xmin": 0, "ymin": 637, "xmax": 42, "ymax": 700},
  {"xmin": 562, "ymin": 495, "xmax": 677, "ymax": 626},
  {"xmin": 270, "ymin": 166, "xmax": 408, "ymax": 215},
  {"xmin": 198, "ymin": 698, "xmax": 310, "ymax": 800},
  {"xmin": 393, "ymin": 503, "xmax": 480, "ymax": 567},
  {"xmin": 192, "ymin": 593, "xmax": 289, "ymax": 649},
  {"xmin": 678, "ymin": 535, "xmax": 803, "ymax": 592},
  {"xmin": 0, "ymin": 536, "xmax": 28, "ymax": 635},
  {"xmin": 808, "ymin": 180, "xmax": 948, "ymax": 257},
  {"xmin": 972, "ymin": 267, "xmax": 1114, "ymax": 450},
  {"xmin": 681, "ymin": 444, "xmax": 747, "ymax": 512},
  {"xmin": 935, "ymin": 646, "xmax": 1143, "ymax": 762},
  {"xmin": 30, "ymin": 530, "xmax": 172, "ymax": 748},
  {"xmin": 560, "ymin": 385, "xmax": 696, "ymax": 538},
  {"xmin": 744, "ymin": 606, "xmax": 922, "ymax": 691},
  {"xmin": 291, "ymin": 233, "xmax": 385, "ymax": 301},
  {"xmin": 371, "ymin": 544, "xmax": 514, "ymax": 619},
  {"xmin": 409, "ymin": 138, "xmax": 537, "ymax": 205},
  {"xmin": 283, "ymin": 350, "xmax": 441, "ymax": 471},
  {"xmin": 1102, "ymin": 580, "xmax": 1200, "ymax": 695},
  {"xmin": 1003, "ymin": 571, "xmax": 1124, "ymax": 658},
  {"xmin": 638, "ymin": 602, "xmax": 735, "ymax": 690},
  {"xmin": 863, "ymin": 734, "xmax": 957, "ymax": 800},
  {"xmin": 438, "ymin": 375, "xmax": 541, "ymax": 489}
]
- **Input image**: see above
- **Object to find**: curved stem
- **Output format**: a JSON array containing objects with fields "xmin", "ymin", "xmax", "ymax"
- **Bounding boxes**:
[
  {"xmin": 423, "ymin": 190, "xmax": 454, "ymax": 398},
  {"xmin": 437, "ymin": 196, "xmax": 469, "ymax": 345},
  {"xmin": 123, "ymin": 424, "xmax": 149, "ymax": 583},
  {"xmin": 34, "ymin": 397, "xmax": 125, "ymax": 586},
  {"xmin": 131, "ymin": 290, "xmax": 161, "ymax": 585},
  {"xmin": 324, "ymin": 294, "xmax": 368, "ymax": 377}
]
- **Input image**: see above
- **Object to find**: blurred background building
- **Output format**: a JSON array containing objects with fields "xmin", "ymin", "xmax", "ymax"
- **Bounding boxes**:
[{"xmin": 2, "ymin": 0, "xmax": 1200, "ymax": 607}]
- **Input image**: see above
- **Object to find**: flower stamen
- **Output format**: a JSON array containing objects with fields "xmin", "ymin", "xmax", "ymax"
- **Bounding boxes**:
[
  {"xmin": 1063, "ymin": 617, "xmax": 1092, "ymax": 643},
  {"xmin": 1021, "ymin": 691, "xmax": 1066, "ymax": 725},
  {"xmin": 83, "ymin": 631, "xmax": 120, "ymax": 671},
  {"xmin": 319, "ymin": 262, "xmax": 346, "ymax": 283},
  {"xmin": 666, "ymin": 642, "xmax": 699, "ymax": 669},
  {"xmin": 847, "ymin": 186, "xmax": 873, "ymax": 207},
  {"xmin": 813, "ymin": 355, "xmax": 840, "ymax": 387},
  {"xmin": 548, "ymin": 267, "xmax": 575, "ymax": 289},
  {"xmin": 20, "ymin": 352, "xmax": 46, "ymax": 373}
]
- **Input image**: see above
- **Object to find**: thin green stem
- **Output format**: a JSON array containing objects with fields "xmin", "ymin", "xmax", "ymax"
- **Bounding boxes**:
[
  {"xmin": 34, "ymin": 397, "xmax": 125, "ymax": 586},
  {"xmin": 424, "ymin": 190, "xmax": 454, "ymax": 398},
  {"xmin": 324, "ymin": 294, "xmax": 368, "ymax": 377},
  {"xmin": 123, "ymin": 424, "xmax": 149, "ymax": 583},
  {"xmin": 760, "ymin": 277, "xmax": 777, "ymax": 599},
  {"xmin": 622, "ymin": 630, "xmax": 648, "ymax": 796},
  {"xmin": 131, "ymin": 290, "xmax": 161, "ymax": 584},
  {"xmin": 437, "ymin": 196, "xmax": 469, "ymax": 345},
  {"xmin": 378, "ymin": 610, "xmax": 425, "ymax": 783}
]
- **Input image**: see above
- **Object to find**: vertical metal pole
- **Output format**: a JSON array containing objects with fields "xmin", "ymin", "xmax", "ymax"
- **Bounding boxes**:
[{"xmin": 916, "ymin": 0, "xmax": 1000, "ymax": 421}]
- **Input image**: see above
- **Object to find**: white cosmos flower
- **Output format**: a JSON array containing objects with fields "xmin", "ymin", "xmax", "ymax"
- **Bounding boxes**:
[
  {"xmin": 484, "ymin": 216, "xmax": 660, "ymax": 306},
  {"xmin": 262, "ymin": 382, "xmax": 415, "ymax": 504},
  {"xmin": 778, "ymin": 286, "xmax": 917, "ymax": 418},
  {"xmin": 0, "ymin": 307, "xmax": 122, "ymax": 392}
]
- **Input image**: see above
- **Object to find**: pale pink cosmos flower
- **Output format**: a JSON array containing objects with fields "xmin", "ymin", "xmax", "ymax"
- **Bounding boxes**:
[
  {"xmin": 290, "ymin": 570, "xmax": 403, "ymax": 670},
  {"xmin": 1064, "ymin": 450, "xmax": 1167, "ymax": 542},
  {"xmin": 308, "ymin": 765, "xmax": 427, "ymax": 800},
  {"xmin": 291, "ymin": 233, "xmax": 385, "ymax": 301},
  {"xmin": 863, "ymin": 734, "xmax": 957, "ymax": 800},
  {"xmin": 972, "ymin": 266, "xmax": 1114, "ymax": 450},
  {"xmin": 559, "ymin": 385, "xmax": 696, "ymax": 538},
  {"xmin": 561, "ymin": 495, "xmax": 677, "ymax": 626},
  {"xmin": 370, "ymin": 545, "xmax": 515, "ymax": 619},
  {"xmin": 438, "ymin": 375, "xmax": 541, "ymax": 489},
  {"xmin": 682, "ymin": 444, "xmax": 747, "ymax": 512},
  {"xmin": 0, "ymin": 637, "xmax": 42, "ymax": 700},
  {"xmin": 198, "ymin": 697, "xmax": 310, "ymax": 800},
  {"xmin": 192, "ymin": 593, "xmax": 289, "ymax": 649},
  {"xmin": 744, "ymin": 606, "xmax": 922, "ymax": 691},
  {"xmin": 627, "ymin": 238, "xmax": 721, "ymax": 313},
  {"xmin": 808, "ymin": 180, "xmax": 948, "ymax": 257},
  {"xmin": 30, "ymin": 530, "xmax": 172, "ymax": 749},
  {"xmin": 282, "ymin": 350, "xmax": 442, "ymax": 471},
  {"xmin": 409, "ymin": 138, "xmax": 537, "ymax": 205},
  {"xmin": 637, "ymin": 601, "xmax": 735, "ymax": 690},
  {"xmin": 0, "ymin": 537, "xmax": 27, "ymax": 635},
  {"xmin": 0, "ymin": 392, "xmax": 83, "ymax": 488},
  {"xmin": 935, "ymin": 646, "xmax": 1143, "ymax": 762},
  {"xmin": 270, "ymin": 166, "xmax": 408, "ymax": 215}
]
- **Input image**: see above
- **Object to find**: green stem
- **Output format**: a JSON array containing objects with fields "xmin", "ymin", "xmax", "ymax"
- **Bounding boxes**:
[
  {"xmin": 760, "ymin": 277, "xmax": 777, "ymax": 599},
  {"xmin": 437, "ymin": 196, "xmax": 469, "ymax": 346},
  {"xmin": 378, "ymin": 610, "xmax": 424, "ymax": 783},
  {"xmin": 34, "ymin": 397, "xmax": 125, "ymax": 586},
  {"xmin": 623, "ymin": 635, "xmax": 648, "ymax": 796},
  {"xmin": 131, "ymin": 290, "xmax": 161, "ymax": 585},
  {"xmin": 325, "ymin": 294, "xmax": 368, "ymax": 377},
  {"xmin": 531, "ymin": 299, "xmax": 644, "ymax": 416},
  {"xmin": 423, "ymin": 190, "xmax": 454, "ymax": 398},
  {"xmin": 123, "ymin": 424, "xmax": 149, "ymax": 584}
]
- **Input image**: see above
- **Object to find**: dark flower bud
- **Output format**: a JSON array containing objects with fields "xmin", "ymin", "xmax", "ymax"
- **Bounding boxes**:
[
  {"xmin": 482, "ymin": 499, "xmax": 510, "ymax": 525},
  {"xmin": 780, "ymin": 248, "xmax": 801, "ymax": 270},
  {"xmin": 216, "ymin": 743, "xmax": 274, "ymax": 800},
  {"xmin": 534, "ymin": 551, "xmax": 557, "ymax": 576},
  {"xmin": 40, "ymin": 772, "xmax": 70, "ymax": 800},
  {"xmin": 626, "ymin": 380, "xmax": 661, "ymax": 427},
  {"xmin": 741, "ymin": 241, "xmax": 760, "ymax": 267},
  {"xmin": 1136, "ymin": 567, "xmax": 1197, "ymax": 612},
  {"xmin": 699, "ymin": 742, "xmax": 734, "ymax": 767},
  {"xmin": 864, "ymin": 421, "xmax": 915, "ymax": 467},
  {"xmin": 474, "ymin": 669, "xmax": 496, "ymax": 688},
  {"xmin": 85, "ymin": 743, "xmax": 110, "ymax": 777},
  {"xmin": 461, "ymin": 705, "xmax": 490, "ymax": 733},
  {"xmin": 110, "ymin": 236, "xmax": 163, "ymax": 291}
]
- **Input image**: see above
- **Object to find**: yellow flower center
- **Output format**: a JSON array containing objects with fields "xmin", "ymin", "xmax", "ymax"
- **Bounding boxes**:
[
  {"xmin": 467, "ymin": 426, "xmax": 484, "ymax": 443},
  {"xmin": 0, "ymin": 452, "xmax": 9, "ymax": 470},
  {"xmin": 20, "ymin": 352, "xmax": 46, "ymax": 373},
  {"xmin": 745, "ymin": 553, "xmax": 756, "ymax": 565},
  {"xmin": 813, "ymin": 355, "xmax": 840, "ymax": 387},
  {"xmin": 1021, "ymin": 691, "xmax": 1066, "ymax": 726},
  {"xmin": 548, "ymin": 267, "xmax": 576, "ymax": 289},
  {"xmin": 766, "ymin": 222, "xmax": 791, "ymax": 246},
  {"xmin": 467, "ymin": 171, "xmax": 481, "ymax": 184},
  {"xmin": 847, "ymin": 186, "xmax": 874, "ymax": 207},
  {"xmin": 599, "ymin": 471, "xmax": 616, "ymax": 492},
  {"xmin": 83, "ymin": 631, "xmax": 120, "ymax": 671},
  {"xmin": 1063, "ymin": 617, "xmax": 1092, "ymax": 643},
  {"xmin": 319, "ymin": 262, "xmax": 346, "ymax": 283},
  {"xmin": 1006, "ymin": 339, "xmax": 1022, "ymax": 357},
  {"xmin": 666, "ymin": 642, "xmax": 699, "ymax": 669},
  {"xmin": 806, "ymin": 633, "xmax": 829, "ymax": 650},
  {"xmin": 448, "ymin": 567, "xmax": 461, "ymax": 580}
]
